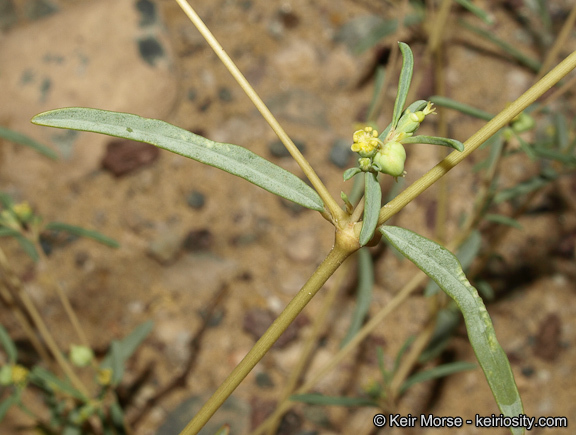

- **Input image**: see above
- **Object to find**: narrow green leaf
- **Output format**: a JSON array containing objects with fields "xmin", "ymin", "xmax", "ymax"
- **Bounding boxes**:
[
  {"xmin": 425, "ymin": 230, "xmax": 482, "ymax": 296},
  {"xmin": 0, "ymin": 325, "xmax": 17, "ymax": 363},
  {"xmin": 32, "ymin": 108, "xmax": 324, "ymax": 212},
  {"xmin": 392, "ymin": 43, "xmax": 414, "ymax": 128},
  {"xmin": 380, "ymin": 226, "xmax": 524, "ymax": 434},
  {"xmin": 343, "ymin": 167, "xmax": 361, "ymax": 181},
  {"xmin": 30, "ymin": 366, "xmax": 86, "ymax": 400},
  {"xmin": 494, "ymin": 172, "xmax": 557, "ymax": 204},
  {"xmin": 400, "ymin": 361, "xmax": 477, "ymax": 394},
  {"xmin": 341, "ymin": 248, "xmax": 374, "ymax": 347},
  {"xmin": 393, "ymin": 335, "xmax": 415, "ymax": 375},
  {"xmin": 0, "ymin": 126, "xmax": 58, "ymax": 160},
  {"xmin": 359, "ymin": 172, "xmax": 381, "ymax": 246},
  {"xmin": 100, "ymin": 321, "xmax": 153, "ymax": 372},
  {"xmin": 109, "ymin": 341, "xmax": 124, "ymax": 386},
  {"xmin": 0, "ymin": 227, "xmax": 20, "ymax": 238},
  {"xmin": 376, "ymin": 347, "xmax": 391, "ymax": 384},
  {"xmin": 485, "ymin": 214, "xmax": 523, "ymax": 230},
  {"xmin": 0, "ymin": 396, "xmax": 18, "ymax": 421},
  {"xmin": 15, "ymin": 235, "xmax": 39, "ymax": 262},
  {"xmin": 509, "ymin": 130, "xmax": 536, "ymax": 160},
  {"xmin": 45, "ymin": 222, "xmax": 119, "ymax": 248},
  {"xmin": 532, "ymin": 146, "xmax": 576, "ymax": 165},
  {"xmin": 290, "ymin": 393, "xmax": 377, "ymax": 407},
  {"xmin": 429, "ymin": 96, "xmax": 494, "ymax": 121},
  {"xmin": 213, "ymin": 425, "xmax": 231, "ymax": 435},
  {"xmin": 454, "ymin": 0, "xmax": 494, "ymax": 24},
  {"xmin": 458, "ymin": 19, "xmax": 541, "ymax": 72},
  {"xmin": 0, "ymin": 193, "xmax": 15, "ymax": 210},
  {"xmin": 402, "ymin": 135, "xmax": 464, "ymax": 152},
  {"xmin": 553, "ymin": 112, "xmax": 569, "ymax": 150}
]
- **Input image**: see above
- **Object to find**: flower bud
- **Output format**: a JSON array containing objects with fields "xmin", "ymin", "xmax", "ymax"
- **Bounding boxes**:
[
  {"xmin": 358, "ymin": 157, "xmax": 372, "ymax": 172},
  {"xmin": 70, "ymin": 345, "xmax": 94, "ymax": 367},
  {"xmin": 373, "ymin": 141, "xmax": 406, "ymax": 178}
]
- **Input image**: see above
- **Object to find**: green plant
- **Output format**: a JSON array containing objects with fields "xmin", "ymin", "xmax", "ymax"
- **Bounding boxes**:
[
  {"xmin": 4, "ymin": 1, "xmax": 575, "ymax": 434},
  {"xmin": 0, "ymin": 128, "xmax": 150, "ymax": 434}
]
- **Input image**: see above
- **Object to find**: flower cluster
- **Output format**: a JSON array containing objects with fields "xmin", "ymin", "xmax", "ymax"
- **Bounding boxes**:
[{"xmin": 350, "ymin": 102, "xmax": 436, "ymax": 178}]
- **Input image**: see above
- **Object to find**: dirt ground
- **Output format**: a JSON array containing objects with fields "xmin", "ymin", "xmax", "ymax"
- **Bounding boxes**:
[{"xmin": 1, "ymin": 0, "xmax": 575, "ymax": 434}]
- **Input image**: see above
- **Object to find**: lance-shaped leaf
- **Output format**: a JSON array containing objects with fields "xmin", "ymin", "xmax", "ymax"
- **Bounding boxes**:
[
  {"xmin": 380, "ymin": 226, "xmax": 524, "ymax": 435},
  {"xmin": 0, "ymin": 126, "xmax": 58, "ymax": 160},
  {"xmin": 429, "ymin": 96, "xmax": 494, "ymax": 121},
  {"xmin": 45, "ymin": 222, "xmax": 119, "ymax": 248},
  {"xmin": 392, "ymin": 43, "xmax": 414, "ymax": 128},
  {"xmin": 32, "ymin": 108, "xmax": 324, "ymax": 212},
  {"xmin": 343, "ymin": 167, "xmax": 361, "ymax": 181},
  {"xmin": 359, "ymin": 172, "xmax": 381, "ymax": 246},
  {"xmin": 290, "ymin": 393, "xmax": 377, "ymax": 407},
  {"xmin": 0, "ymin": 325, "xmax": 17, "ymax": 363},
  {"xmin": 402, "ymin": 135, "xmax": 465, "ymax": 152}
]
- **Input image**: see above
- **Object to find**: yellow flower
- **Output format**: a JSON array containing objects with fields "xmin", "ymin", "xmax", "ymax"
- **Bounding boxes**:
[
  {"xmin": 351, "ymin": 127, "xmax": 383, "ymax": 157},
  {"xmin": 11, "ymin": 364, "xmax": 29, "ymax": 386}
]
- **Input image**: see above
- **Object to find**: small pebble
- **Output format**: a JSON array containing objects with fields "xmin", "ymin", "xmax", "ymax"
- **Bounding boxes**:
[
  {"xmin": 329, "ymin": 138, "xmax": 353, "ymax": 168},
  {"xmin": 218, "ymin": 87, "xmax": 233, "ymax": 102},
  {"xmin": 186, "ymin": 191, "xmax": 205, "ymax": 210},
  {"xmin": 147, "ymin": 227, "xmax": 182, "ymax": 264},
  {"xmin": 255, "ymin": 372, "xmax": 275, "ymax": 389},
  {"xmin": 182, "ymin": 228, "xmax": 213, "ymax": 252}
]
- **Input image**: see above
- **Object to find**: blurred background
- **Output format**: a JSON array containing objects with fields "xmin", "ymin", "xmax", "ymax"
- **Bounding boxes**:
[{"xmin": 1, "ymin": 0, "xmax": 575, "ymax": 434}]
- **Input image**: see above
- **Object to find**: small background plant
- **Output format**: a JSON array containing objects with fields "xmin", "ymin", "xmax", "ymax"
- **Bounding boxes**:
[{"xmin": 1, "ymin": 1, "xmax": 576, "ymax": 434}]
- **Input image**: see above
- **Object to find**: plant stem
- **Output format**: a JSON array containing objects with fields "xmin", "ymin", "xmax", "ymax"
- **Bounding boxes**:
[
  {"xmin": 266, "ymin": 259, "xmax": 351, "ymax": 435},
  {"xmin": 174, "ymin": 0, "xmax": 346, "ymax": 225},
  {"xmin": 250, "ymin": 270, "xmax": 427, "ymax": 435},
  {"xmin": 33, "ymin": 239, "xmax": 91, "ymax": 349},
  {"xmin": 0, "ymin": 249, "xmax": 89, "ymax": 397},
  {"xmin": 178, "ymin": 242, "xmax": 355, "ymax": 435},
  {"xmin": 373, "ymin": 48, "xmax": 576, "ymax": 228}
]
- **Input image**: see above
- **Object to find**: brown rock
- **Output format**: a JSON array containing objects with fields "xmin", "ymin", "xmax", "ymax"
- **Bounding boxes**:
[{"xmin": 101, "ymin": 139, "xmax": 159, "ymax": 177}]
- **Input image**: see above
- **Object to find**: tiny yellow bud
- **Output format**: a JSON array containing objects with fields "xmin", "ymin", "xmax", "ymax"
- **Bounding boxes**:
[
  {"xmin": 97, "ymin": 368, "xmax": 113, "ymax": 386},
  {"xmin": 11, "ymin": 364, "xmax": 29, "ymax": 386}
]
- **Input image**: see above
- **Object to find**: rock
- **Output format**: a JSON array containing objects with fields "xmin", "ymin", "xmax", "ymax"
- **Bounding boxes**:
[
  {"xmin": 101, "ymin": 139, "xmax": 160, "ymax": 177},
  {"xmin": 0, "ymin": 0, "xmax": 177, "ymax": 182},
  {"xmin": 182, "ymin": 229, "xmax": 213, "ymax": 252},
  {"xmin": 147, "ymin": 227, "xmax": 182, "ymax": 265},
  {"xmin": 534, "ymin": 313, "xmax": 562, "ymax": 361},
  {"xmin": 185, "ymin": 190, "xmax": 206, "ymax": 210},
  {"xmin": 329, "ymin": 138, "xmax": 353, "ymax": 168}
]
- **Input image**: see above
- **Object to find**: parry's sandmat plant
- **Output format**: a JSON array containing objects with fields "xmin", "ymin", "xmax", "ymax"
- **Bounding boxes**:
[{"xmin": 1, "ymin": 1, "xmax": 576, "ymax": 434}]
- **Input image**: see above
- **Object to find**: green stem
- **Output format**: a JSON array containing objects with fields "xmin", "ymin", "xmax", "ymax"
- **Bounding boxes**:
[
  {"xmin": 178, "ymin": 242, "xmax": 354, "ymax": 435},
  {"xmin": 174, "ymin": 0, "xmax": 346, "ymax": 225},
  {"xmin": 371, "ymin": 48, "xmax": 576, "ymax": 229}
]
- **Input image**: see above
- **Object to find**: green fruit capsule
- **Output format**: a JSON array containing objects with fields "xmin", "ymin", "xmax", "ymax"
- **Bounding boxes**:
[{"xmin": 373, "ymin": 141, "xmax": 406, "ymax": 177}]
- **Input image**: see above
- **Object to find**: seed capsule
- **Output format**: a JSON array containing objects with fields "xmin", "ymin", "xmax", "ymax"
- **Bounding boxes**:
[{"xmin": 373, "ymin": 141, "xmax": 406, "ymax": 177}]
